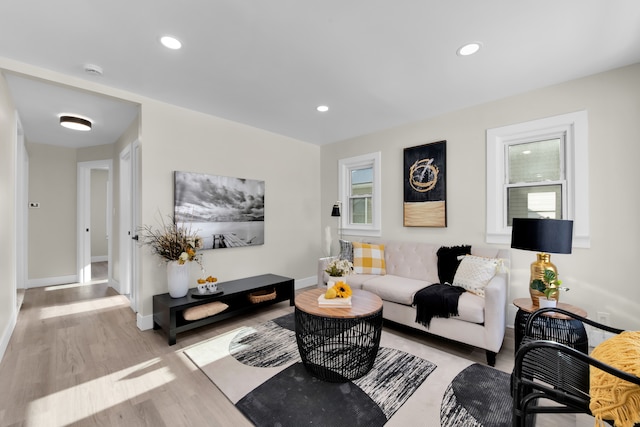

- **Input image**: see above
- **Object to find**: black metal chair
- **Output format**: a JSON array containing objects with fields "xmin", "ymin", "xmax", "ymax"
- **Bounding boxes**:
[{"xmin": 511, "ymin": 307, "xmax": 640, "ymax": 427}]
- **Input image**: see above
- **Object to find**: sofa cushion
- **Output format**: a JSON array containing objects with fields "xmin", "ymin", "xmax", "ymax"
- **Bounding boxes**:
[
  {"xmin": 361, "ymin": 275, "xmax": 486, "ymax": 324},
  {"xmin": 343, "ymin": 273, "xmax": 377, "ymax": 289},
  {"xmin": 457, "ymin": 292, "xmax": 485, "ymax": 323},
  {"xmin": 452, "ymin": 255, "xmax": 499, "ymax": 297},
  {"xmin": 352, "ymin": 242, "xmax": 386, "ymax": 275},
  {"xmin": 360, "ymin": 275, "xmax": 430, "ymax": 305},
  {"xmin": 383, "ymin": 241, "xmax": 440, "ymax": 283},
  {"xmin": 437, "ymin": 245, "xmax": 471, "ymax": 284}
]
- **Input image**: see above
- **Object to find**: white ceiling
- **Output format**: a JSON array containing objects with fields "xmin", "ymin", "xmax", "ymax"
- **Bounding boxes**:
[{"xmin": 1, "ymin": 1, "xmax": 640, "ymax": 148}]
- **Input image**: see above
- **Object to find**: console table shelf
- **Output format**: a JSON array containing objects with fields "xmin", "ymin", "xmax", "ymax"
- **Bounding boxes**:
[{"xmin": 153, "ymin": 273, "xmax": 294, "ymax": 345}]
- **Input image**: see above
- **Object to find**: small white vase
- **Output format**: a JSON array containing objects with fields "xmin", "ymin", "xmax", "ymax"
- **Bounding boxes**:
[
  {"xmin": 167, "ymin": 261, "xmax": 190, "ymax": 298},
  {"xmin": 538, "ymin": 297, "xmax": 557, "ymax": 308},
  {"xmin": 327, "ymin": 276, "xmax": 344, "ymax": 288}
]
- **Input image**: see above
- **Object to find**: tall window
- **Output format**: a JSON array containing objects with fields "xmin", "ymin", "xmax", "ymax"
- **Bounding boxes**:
[
  {"xmin": 350, "ymin": 167, "xmax": 373, "ymax": 224},
  {"xmin": 486, "ymin": 111, "xmax": 590, "ymax": 247},
  {"xmin": 339, "ymin": 152, "xmax": 381, "ymax": 237}
]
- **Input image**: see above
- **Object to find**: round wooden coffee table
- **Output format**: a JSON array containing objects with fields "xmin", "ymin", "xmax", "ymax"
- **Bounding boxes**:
[{"xmin": 294, "ymin": 288, "xmax": 383, "ymax": 382}]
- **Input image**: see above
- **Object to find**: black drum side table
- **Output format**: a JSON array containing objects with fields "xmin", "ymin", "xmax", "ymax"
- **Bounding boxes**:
[
  {"xmin": 513, "ymin": 298, "xmax": 589, "ymax": 354},
  {"xmin": 294, "ymin": 289, "xmax": 383, "ymax": 383}
]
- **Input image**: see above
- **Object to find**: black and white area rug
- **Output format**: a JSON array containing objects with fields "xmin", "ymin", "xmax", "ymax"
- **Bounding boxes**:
[{"xmin": 185, "ymin": 313, "xmax": 512, "ymax": 427}]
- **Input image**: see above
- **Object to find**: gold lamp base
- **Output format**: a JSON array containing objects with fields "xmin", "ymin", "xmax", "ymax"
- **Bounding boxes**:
[{"xmin": 529, "ymin": 252, "xmax": 559, "ymax": 307}]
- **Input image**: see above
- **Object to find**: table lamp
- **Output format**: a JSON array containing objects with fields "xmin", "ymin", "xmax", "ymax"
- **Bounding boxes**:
[{"xmin": 511, "ymin": 218, "xmax": 573, "ymax": 306}]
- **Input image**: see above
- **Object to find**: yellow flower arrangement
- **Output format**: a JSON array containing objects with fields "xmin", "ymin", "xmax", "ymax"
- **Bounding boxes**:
[{"xmin": 332, "ymin": 281, "xmax": 352, "ymax": 298}]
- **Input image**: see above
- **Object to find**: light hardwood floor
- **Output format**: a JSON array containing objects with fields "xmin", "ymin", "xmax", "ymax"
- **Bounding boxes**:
[{"xmin": 0, "ymin": 277, "xmax": 594, "ymax": 426}]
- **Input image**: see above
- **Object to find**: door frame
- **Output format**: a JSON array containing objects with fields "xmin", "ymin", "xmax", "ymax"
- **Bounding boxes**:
[
  {"xmin": 16, "ymin": 113, "xmax": 28, "ymax": 290},
  {"xmin": 119, "ymin": 139, "xmax": 141, "ymax": 312},
  {"xmin": 77, "ymin": 159, "xmax": 113, "ymax": 284}
]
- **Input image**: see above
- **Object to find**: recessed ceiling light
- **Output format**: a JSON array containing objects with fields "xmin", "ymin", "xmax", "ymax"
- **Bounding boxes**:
[
  {"xmin": 160, "ymin": 35, "xmax": 182, "ymax": 50},
  {"xmin": 59, "ymin": 115, "xmax": 92, "ymax": 131},
  {"xmin": 457, "ymin": 42, "xmax": 482, "ymax": 56},
  {"xmin": 317, "ymin": 105, "xmax": 329, "ymax": 112}
]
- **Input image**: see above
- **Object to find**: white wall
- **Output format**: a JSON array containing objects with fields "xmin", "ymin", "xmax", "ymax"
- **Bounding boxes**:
[
  {"xmin": 27, "ymin": 142, "xmax": 77, "ymax": 280},
  {"xmin": 321, "ymin": 63, "xmax": 640, "ymax": 330},
  {"xmin": 0, "ymin": 70, "xmax": 17, "ymax": 361},
  {"xmin": 138, "ymin": 101, "xmax": 321, "ymax": 317}
]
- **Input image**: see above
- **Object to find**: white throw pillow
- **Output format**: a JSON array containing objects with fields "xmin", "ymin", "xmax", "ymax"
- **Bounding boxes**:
[{"xmin": 452, "ymin": 255, "xmax": 499, "ymax": 297}]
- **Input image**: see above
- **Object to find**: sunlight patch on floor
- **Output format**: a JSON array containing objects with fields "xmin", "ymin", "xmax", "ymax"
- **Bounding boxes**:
[
  {"xmin": 183, "ymin": 326, "xmax": 251, "ymax": 368},
  {"xmin": 26, "ymin": 358, "xmax": 173, "ymax": 426},
  {"xmin": 43, "ymin": 279, "xmax": 108, "ymax": 291},
  {"xmin": 38, "ymin": 295, "xmax": 128, "ymax": 320}
]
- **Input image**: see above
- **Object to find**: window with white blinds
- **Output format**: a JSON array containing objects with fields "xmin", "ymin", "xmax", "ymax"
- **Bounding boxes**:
[
  {"xmin": 338, "ymin": 152, "xmax": 381, "ymax": 237},
  {"xmin": 486, "ymin": 111, "xmax": 590, "ymax": 247},
  {"xmin": 506, "ymin": 137, "xmax": 566, "ymax": 224}
]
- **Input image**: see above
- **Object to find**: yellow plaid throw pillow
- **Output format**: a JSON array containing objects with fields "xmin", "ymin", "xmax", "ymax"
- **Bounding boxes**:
[{"xmin": 352, "ymin": 242, "xmax": 386, "ymax": 275}]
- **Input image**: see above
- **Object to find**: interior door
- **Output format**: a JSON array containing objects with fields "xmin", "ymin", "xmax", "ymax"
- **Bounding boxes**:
[
  {"xmin": 119, "ymin": 140, "xmax": 141, "ymax": 312},
  {"xmin": 77, "ymin": 160, "xmax": 112, "ymax": 284}
]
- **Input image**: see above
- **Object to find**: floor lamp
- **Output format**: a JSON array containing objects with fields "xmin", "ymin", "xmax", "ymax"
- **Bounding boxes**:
[{"xmin": 331, "ymin": 202, "xmax": 342, "ymax": 242}]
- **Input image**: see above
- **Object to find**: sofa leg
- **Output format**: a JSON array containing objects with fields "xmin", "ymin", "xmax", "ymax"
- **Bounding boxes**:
[{"xmin": 486, "ymin": 351, "xmax": 496, "ymax": 367}]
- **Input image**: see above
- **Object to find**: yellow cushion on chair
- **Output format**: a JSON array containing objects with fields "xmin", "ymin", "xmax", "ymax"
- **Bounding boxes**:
[
  {"xmin": 352, "ymin": 242, "xmax": 386, "ymax": 275},
  {"xmin": 590, "ymin": 331, "xmax": 640, "ymax": 427}
]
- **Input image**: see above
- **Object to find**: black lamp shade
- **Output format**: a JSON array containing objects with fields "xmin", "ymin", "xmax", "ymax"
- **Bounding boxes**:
[
  {"xmin": 511, "ymin": 218, "xmax": 573, "ymax": 254},
  {"xmin": 331, "ymin": 204, "xmax": 341, "ymax": 217}
]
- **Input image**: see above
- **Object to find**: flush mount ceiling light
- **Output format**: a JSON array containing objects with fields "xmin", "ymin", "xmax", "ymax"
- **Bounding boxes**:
[
  {"xmin": 457, "ymin": 42, "xmax": 482, "ymax": 56},
  {"xmin": 160, "ymin": 35, "xmax": 182, "ymax": 50},
  {"xmin": 317, "ymin": 105, "xmax": 329, "ymax": 112},
  {"xmin": 59, "ymin": 115, "xmax": 92, "ymax": 131}
]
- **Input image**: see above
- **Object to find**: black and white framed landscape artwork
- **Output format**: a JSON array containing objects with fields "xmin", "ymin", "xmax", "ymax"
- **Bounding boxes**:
[{"xmin": 174, "ymin": 171, "xmax": 265, "ymax": 249}]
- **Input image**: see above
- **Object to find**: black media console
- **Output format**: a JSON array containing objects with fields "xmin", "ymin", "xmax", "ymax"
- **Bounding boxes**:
[{"xmin": 152, "ymin": 273, "xmax": 295, "ymax": 345}]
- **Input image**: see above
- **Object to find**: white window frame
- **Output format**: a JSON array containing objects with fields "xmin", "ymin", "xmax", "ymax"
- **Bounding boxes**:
[
  {"xmin": 486, "ymin": 111, "xmax": 590, "ymax": 248},
  {"xmin": 338, "ymin": 152, "xmax": 382, "ymax": 237}
]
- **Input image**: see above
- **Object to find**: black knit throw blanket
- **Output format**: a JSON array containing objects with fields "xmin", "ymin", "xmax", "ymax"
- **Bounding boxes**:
[{"xmin": 413, "ymin": 284, "xmax": 466, "ymax": 328}]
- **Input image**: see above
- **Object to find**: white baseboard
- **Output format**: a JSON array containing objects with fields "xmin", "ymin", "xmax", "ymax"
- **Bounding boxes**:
[
  {"xmin": 0, "ymin": 306, "xmax": 17, "ymax": 364},
  {"xmin": 295, "ymin": 275, "xmax": 316, "ymax": 290},
  {"xmin": 137, "ymin": 313, "xmax": 154, "ymax": 331},
  {"xmin": 27, "ymin": 275, "xmax": 78, "ymax": 288},
  {"xmin": 91, "ymin": 255, "xmax": 108, "ymax": 262},
  {"xmin": 110, "ymin": 278, "xmax": 121, "ymax": 294}
]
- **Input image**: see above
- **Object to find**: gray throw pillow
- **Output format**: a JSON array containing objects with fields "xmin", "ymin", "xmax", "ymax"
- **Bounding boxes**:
[{"xmin": 338, "ymin": 240, "xmax": 353, "ymax": 263}]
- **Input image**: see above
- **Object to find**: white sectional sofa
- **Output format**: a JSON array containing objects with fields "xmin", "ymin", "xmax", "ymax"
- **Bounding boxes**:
[{"xmin": 317, "ymin": 240, "xmax": 510, "ymax": 366}]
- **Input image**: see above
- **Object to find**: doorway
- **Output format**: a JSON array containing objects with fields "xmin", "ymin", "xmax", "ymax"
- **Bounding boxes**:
[{"xmin": 77, "ymin": 160, "xmax": 113, "ymax": 285}]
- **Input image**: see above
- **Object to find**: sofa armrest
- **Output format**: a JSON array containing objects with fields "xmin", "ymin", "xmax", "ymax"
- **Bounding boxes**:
[
  {"xmin": 482, "ymin": 271, "xmax": 509, "ymax": 352},
  {"xmin": 317, "ymin": 256, "xmax": 338, "ymax": 288}
]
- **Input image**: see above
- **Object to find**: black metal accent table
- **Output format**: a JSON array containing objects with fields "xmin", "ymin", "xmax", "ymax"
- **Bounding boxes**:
[
  {"xmin": 513, "ymin": 297, "xmax": 588, "ymax": 353},
  {"xmin": 294, "ymin": 288, "xmax": 383, "ymax": 382},
  {"xmin": 153, "ymin": 273, "xmax": 294, "ymax": 345}
]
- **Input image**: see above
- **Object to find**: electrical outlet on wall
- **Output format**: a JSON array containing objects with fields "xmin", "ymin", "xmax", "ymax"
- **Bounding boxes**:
[
  {"xmin": 28, "ymin": 201, "xmax": 40, "ymax": 208},
  {"xmin": 597, "ymin": 312, "xmax": 610, "ymax": 326}
]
